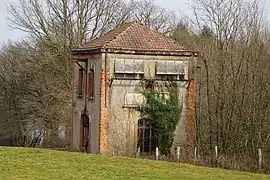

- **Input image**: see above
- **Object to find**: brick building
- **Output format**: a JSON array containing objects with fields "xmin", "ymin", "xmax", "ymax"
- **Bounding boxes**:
[{"xmin": 71, "ymin": 22, "xmax": 197, "ymax": 155}]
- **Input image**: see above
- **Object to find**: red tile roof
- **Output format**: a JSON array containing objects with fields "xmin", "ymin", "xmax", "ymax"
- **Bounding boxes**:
[{"xmin": 73, "ymin": 21, "xmax": 193, "ymax": 56}]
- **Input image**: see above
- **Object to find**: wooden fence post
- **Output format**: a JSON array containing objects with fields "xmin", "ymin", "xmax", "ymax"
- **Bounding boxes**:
[
  {"xmin": 156, "ymin": 147, "xmax": 159, "ymax": 160},
  {"xmin": 136, "ymin": 147, "xmax": 140, "ymax": 158},
  {"xmin": 194, "ymin": 147, "xmax": 197, "ymax": 162},
  {"xmin": 177, "ymin": 146, "xmax": 180, "ymax": 162},
  {"xmin": 258, "ymin": 148, "xmax": 262, "ymax": 170},
  {"xmin": 215, "ymin": 146, "xmax": 218, "ymax": 167}
]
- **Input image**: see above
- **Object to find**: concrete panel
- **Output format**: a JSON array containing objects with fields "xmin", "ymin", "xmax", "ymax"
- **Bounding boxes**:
[{"xmin": 108, "ymin": 79, "xmax": 142, "ymax": 155}]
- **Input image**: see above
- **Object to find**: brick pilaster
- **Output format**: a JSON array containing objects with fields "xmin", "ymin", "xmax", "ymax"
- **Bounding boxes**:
[
  {"xmin": 99, "ymin": 70, "xmax": 108, "ymax": 153},
  {"xmin": 186, "ymin": 80, "xmax": 196, "ymax": 157}
]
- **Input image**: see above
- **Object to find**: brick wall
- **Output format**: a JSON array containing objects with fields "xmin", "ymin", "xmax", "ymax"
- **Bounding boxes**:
[
  {"xmin": 99, "ymin": 53, "xmax": 109, "ymax": 153},
  {"xmin": 186, "ymin": 80, "xmax": 196, "ymax": 157}
]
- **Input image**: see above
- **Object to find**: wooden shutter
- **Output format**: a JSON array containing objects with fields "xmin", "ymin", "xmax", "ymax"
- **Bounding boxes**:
[
  {"xmin": 166, "ymin": 61, "xmax": 177, "ymax": 74},
  {"xmin": 78, "ymin": 68, "xmax": 83, "ymax": 96},
  {"xmin": 88, "ymin": 69, "xmax": 94, "ymax": 98},
  {"xmin": 134, "ymin": 60, "xmax": 144, "ymax": 74},
  {"xmin": 175, "ymin": 61, "xmax": 185, "ymax": 75},
  {"xmin": 125, "ymin": 60, "xmax": 134, "ymax": 73},
  {"xmin": 115, "ymin": 59, "xmax": 125, "ymax": 73}
]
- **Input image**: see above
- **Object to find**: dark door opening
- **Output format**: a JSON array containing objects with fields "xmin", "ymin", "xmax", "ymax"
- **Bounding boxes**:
[
  {"xmin": 81, "ymin": 114, "xmax": 90, "ymax": 153},
  {"xmin": 137, "ymin": 119, "xmax": 157, "ymax": 154}
]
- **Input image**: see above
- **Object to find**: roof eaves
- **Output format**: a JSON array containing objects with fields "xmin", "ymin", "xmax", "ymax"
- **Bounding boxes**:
[
  {"xmin": 106, "ymin": 48, "xmax": 197, "ymax": 57},
  {"xmin": 71, "ymin": 48, "xmax": 103, "ymax": 55},
  {"xmin": 72, "ymin": 47, "xmax": 198, "ymax": 57}
]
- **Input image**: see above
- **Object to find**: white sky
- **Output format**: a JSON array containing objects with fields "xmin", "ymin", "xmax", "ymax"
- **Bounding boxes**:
[{"xmin": 0, "ymin": 0, "xmax": 269, "ymax": 42}]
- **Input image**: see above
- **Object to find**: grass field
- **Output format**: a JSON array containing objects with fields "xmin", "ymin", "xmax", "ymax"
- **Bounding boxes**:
[{"xmin": 0, "ymin": 147, "xmax": 269, "ymax": 180}]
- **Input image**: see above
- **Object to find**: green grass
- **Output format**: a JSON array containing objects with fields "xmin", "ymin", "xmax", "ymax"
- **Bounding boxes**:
[{"xmin": 0, "ymin": 147, "xmax": 269, "ymax": 180}]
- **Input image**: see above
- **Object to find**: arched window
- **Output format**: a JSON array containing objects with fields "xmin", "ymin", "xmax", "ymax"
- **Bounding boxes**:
[
  {"xmin": 137, "ymin": 119, "xmax": 157, "ymax": 153},
  {"xmin": 81, "ymin": 114, "xmax": 90, "ymax": 153}
]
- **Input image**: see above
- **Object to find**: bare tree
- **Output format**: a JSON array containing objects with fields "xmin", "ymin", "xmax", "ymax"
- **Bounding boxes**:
[
  {"xmin": 5, "ymin": 0, "xmax": 128, "ymax": 147},
  {"xmin": 176, "ymin": 0, "xmax": 270, "ymax": 171},
  {"xmin": 130, "ymin": 0, "xmax": 177, "ymax": 34},
  {"xmin": 0, "ymin": 41, "xmax": 44, "ymax": 147}
]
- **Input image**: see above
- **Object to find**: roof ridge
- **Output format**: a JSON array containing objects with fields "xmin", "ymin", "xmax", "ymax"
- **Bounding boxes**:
[{"xmin": 102, "ymin": 21, "xmax": 138, "ymax": 48}]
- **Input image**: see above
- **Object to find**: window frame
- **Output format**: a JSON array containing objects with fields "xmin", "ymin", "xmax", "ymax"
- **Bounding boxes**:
[
  {"xmin": 114, "ymin": 59, "xmax": 144, "ymax": 80},
  {"xmin": 137, "ymin": 119, "xmax": 156, "ymax": 154},
  {"xmin": 88, "ymin": 68, "xmax": 95, "ymax": 100},
  {"xmin": 78, "ymin": 68, "xmax": 84, "ymax": 97}
]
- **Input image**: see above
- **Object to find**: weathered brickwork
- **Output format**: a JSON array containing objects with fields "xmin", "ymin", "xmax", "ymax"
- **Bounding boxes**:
[
  {"xmin": 186, "ymin": 80, "xmax": 196, "ymax": 157},
  {"xmin": 99, "ymin": 56, "xmax": 109, "ymax": 153}
]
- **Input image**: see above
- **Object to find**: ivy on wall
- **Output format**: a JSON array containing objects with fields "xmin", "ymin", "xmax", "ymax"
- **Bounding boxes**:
[{"xmin": 137, "ymin": 80, "xmax": 182, "ymax": 155}]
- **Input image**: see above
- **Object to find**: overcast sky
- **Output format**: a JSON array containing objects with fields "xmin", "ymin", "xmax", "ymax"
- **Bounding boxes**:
[{"xmin": 0, "ymin": 0, "xmax": 269, "ymax": 43}]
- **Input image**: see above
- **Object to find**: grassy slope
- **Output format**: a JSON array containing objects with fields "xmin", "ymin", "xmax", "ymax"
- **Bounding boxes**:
[{"xmin": 0, "ymin": 147, "xmax": 269, "ymax": 180}]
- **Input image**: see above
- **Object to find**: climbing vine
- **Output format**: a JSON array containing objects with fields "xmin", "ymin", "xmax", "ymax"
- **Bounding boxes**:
[{"xmin": 137, "ymin": 80, "xmax": 182, "ymax": 155}]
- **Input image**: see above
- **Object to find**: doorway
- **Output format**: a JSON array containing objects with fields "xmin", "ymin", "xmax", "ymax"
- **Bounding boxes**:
[{"xmin": 81, "ymin": 114, "xmax": 90, "ymax": 153}]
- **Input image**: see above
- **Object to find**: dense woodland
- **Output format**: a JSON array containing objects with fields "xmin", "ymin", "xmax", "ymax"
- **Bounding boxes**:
[{"xmin": 0, "ymin": 0, "xmax": 269, "ymax": 173}]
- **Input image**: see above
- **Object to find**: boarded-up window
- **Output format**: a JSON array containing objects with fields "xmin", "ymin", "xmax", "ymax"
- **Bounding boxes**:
[
  {"xmin": 114, "ymin": 59, "xmax": 144, "ymax": 74},
  {"xmin": 175, "ymin": 61, "xmax": 185, "ymax": 75},
  {"xmin": 125, "ymin": 60, "xmax": 135, "ymax": 73},
  {"xmin": 166, "ymin": 61, "xmax": 177, "ymax": 74},
  {"xmin": 134, "ymin": 61, "xmax": 144, "ymax": 74},
  {"xmin": 124, "ymin": 92, "xmax": 145, "ymax": 107},
  {"xmin": 156, "ymin": 61, "xmax": 185, "ymax": 75},
  {"xmin": 114, "ymin": 59, "xmax": 144, "ymax": 80},
  {"xmin": 115, "ymin": 59, "xmax": 125, "ymax": 73},
  {"xmin": 78, "ymin": 68, "xmax": 83, "ymax": 96},
  {"xmin": 156, "ymin": 61, "xmax": 167, "ymax": 74},
  {"xmin": 88, "ymin": 69, "xmax": 95, "ymax": 98}
]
